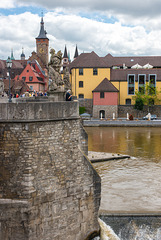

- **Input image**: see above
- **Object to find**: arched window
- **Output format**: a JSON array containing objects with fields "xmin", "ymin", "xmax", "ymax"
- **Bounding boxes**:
[
  {"xmin": 99, "ymin": 110, "xmax": 105, "ymax": 119},
  {"xmin": 126, "ymin": 99, "xmax": 131, "ymax": 105}
]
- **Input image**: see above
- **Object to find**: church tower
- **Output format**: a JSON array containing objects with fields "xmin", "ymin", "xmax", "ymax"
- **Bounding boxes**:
[
  {"xmin": 62, "ymin": 45, "xmax": 69, "ymax": 70},
  {"xmin": 21, "ymin": 48, "xmax": 25, "ymax": 60},
  {"xmin": 74, "ymin": 45, "xmax": 79, "ymax": 60},
  {"xmin": 36, "ymin": 15, "xmax": 49, "ymax": 67}
]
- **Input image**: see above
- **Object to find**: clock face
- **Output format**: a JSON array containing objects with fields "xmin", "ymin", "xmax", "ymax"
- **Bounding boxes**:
[{"xmin": 39, "ymin": 48, "xmax": 44, "ymax": 53}]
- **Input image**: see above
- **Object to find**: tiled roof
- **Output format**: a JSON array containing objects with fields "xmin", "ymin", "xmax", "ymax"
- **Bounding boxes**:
[
  {"xmin": 92, "ymin": 78, "xmax": 119, "ymax": 92},
  {"xmin": 69, "ymin": 51, "xmax": 161, "ymax": 69},
  {"xmin": 0, "ymin": 60, "xmax": 6, "ymax": 69},
  {"xmin": 69, "ymin": 51, "xmax": 107, "ymax": 69},
  {"xmin": 3, "ymin": 79, "xmax": 29, "ymax": 93},
  {"xmin": 110, "ymin": 68, "xmax": 161, "ymax": 81},
  {"xmin": 104, "ymin": 54, "xmax": 161, "ymax": 68}
]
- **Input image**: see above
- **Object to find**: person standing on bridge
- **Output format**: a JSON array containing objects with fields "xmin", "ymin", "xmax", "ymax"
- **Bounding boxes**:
[{"xmin": 66, "ymin": 90, "xmax": 72, "ymax": 101}]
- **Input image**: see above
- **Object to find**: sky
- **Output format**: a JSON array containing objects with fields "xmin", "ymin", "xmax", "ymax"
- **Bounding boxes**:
[{"xmin": 1, "ymin": 0, "xmax": 161, "ymax": 61}]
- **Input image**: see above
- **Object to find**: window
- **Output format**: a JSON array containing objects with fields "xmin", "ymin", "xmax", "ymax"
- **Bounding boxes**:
[
  {"xmin": 138, "ymin": 74, "xmax": 146, "ymax": 93},
  {"xmin": 27, "ymin": 70, "xmax": 29, "ymax": 72},
  {"xmin": 126, "ymin": 99, "xmax": 131, "ymax": 105},
  {"xmin": 149, "ymin": 74, "xmax": 156, "ymax": 87},
  {"xmin": 78, "ymin": 94, "xmax": 84, "ymax": 99},
  {"xmin": 30, "ymin": 86, "xmax": 33, "ymax": 90},
  {"xmin": 93, "ymin": 68, "xmax": 98, "ymax": 75},
  {"xmin": 149, "ymin": 74, "xmax": 156, "ymax": 95},
  {"xmin": 29, "ymin": 76, "xmax": 33, "ymax": 81},
  {"xmin": 79, "ymin": 81, "xmax": 83, "ymax": 88},
  {"xmin": 79, "ymin": 68, "xmax": 83, "ymax": 75},
  {"xmin": 100, "ymin": 92, "xmax": 104, "ymax": 98},
  {"xmin": 22, "ymin": 77, "xmax": 26, "ymax": 81},
  {"xmin": 128, "ymin": 74, "xmax": 135, "ymax": 95}
]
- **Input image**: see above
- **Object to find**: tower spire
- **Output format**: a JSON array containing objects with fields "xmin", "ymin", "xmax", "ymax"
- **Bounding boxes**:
[
  {"xmin": 11, "ymin": 49, "xmax": 15, "ymax": 60},
  {"xmin": 36, "ymin": 13, "xmax": 48, "ymax": 39},
  {"xmin": 74, "ymin": 45, "xmax": 78, "ymax": 59},
  {"xmin": 21, "ymin": 47, "xmax": 25, "ymax": 60},
  {"xmin": 63, "ymin": 45, "xmax": 68, "ymax": 58}
]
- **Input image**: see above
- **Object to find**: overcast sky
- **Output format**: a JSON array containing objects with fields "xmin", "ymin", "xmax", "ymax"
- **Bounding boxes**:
[{"xmin": 1, "ymin": 0, "xmax": 161, "ymax": 60}]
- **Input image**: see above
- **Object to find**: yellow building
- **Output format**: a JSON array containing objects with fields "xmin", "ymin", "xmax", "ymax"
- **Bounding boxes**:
[
  {"xmin": 70, "ymin": 51, "xmax": 110, "ymax": 99},
  {"xmin": 69, "ymin": 52, "xmax": 161, "ymax": 106}
]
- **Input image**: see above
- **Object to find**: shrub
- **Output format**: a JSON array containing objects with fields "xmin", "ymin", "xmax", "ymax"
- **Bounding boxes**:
[{"xmin": 79, "ymin": 107, "xmax": 86, "ymax": 115}]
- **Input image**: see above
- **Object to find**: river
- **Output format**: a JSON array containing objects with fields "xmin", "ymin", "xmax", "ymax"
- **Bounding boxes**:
[{"xmin": 85, "ymin": 127, "xmax": 161, "ymax": 213}]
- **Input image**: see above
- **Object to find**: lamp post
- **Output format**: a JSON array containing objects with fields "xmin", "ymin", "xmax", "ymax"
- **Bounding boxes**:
[{"xmin": 6, "ymin": 56, "xmax": 12, "ymax": 102}]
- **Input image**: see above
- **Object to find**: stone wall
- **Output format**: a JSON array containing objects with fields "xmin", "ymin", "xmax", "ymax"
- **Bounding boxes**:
[
  {"xmin": 93, "ymin": 105, "xmax": 118, "ymax": 119},
  {"xmin": 79, "ymin": 99, "xmax": 93, "ymax": 115},
  {"xmin": 76, "ymin": 98, "xmax": 161, "ymax": 119},
  {"xmin": 118, "ymin": 105, "xmax": 161, "ymax": 118},
  {"xmin": 0, "ymin": 101, "xmax": 101, "ymax": 240}
]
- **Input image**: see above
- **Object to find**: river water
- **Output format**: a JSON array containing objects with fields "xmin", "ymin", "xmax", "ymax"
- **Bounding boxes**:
[{"xmin": 85, "ymin": 127, "xmax": 161, "ymax": 213}]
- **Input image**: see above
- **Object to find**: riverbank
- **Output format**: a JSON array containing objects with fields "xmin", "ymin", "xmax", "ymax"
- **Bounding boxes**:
[
  {"xmin": 83, "ymin": 119, "xmax": 161, "ymax": 127},
  {"xmin": 88, "ymin": 151, "xmax": 130, "ymax": 163}
]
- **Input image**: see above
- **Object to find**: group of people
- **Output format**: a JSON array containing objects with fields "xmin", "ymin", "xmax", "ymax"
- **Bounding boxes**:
[
  {"xmin": 9, "ymin": 89, "xmax": 72, "ymax": 100},
  {"xmin": 12, "ymin": 91, "xmax": 48, "ymax": 98}
]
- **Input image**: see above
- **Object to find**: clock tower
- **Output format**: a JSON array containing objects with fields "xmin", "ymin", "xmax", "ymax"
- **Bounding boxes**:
[{"xmin": 36, "ymin": 16, "xmax": 49, "ymax": 67}]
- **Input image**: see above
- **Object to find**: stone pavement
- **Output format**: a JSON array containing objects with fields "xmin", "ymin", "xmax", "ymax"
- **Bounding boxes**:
[{"xmin": 88, "ymin": 151, "xmax": 130, "ymax": 163}]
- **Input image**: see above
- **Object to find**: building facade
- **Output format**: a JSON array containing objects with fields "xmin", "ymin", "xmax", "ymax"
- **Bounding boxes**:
[
  {"xmin": 69, "ymin": 52, "xmax": 161, "ymax": 117},
  {"xmin": 14, "ymin": 60, "xmax": 47, "ymax": 93},
  {"xmin": 92, "ymin": 78, "xmax": 119, "ymax": 118}
]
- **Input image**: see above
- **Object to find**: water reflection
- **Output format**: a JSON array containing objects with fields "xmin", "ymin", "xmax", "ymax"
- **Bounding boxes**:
[{"xmin": 85, "ymin": 127, "xmax": 161, "ymax": 213}]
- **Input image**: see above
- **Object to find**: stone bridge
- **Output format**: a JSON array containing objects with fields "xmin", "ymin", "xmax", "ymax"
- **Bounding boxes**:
[{"xmin": 0, "ymin": 101, "xmax": 101, "ymax": 240}]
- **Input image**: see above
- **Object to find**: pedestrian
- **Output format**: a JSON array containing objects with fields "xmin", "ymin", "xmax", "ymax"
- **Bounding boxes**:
[{"xmin": 66, "ymin": 90, "xmax": 72, "ymax": 101}]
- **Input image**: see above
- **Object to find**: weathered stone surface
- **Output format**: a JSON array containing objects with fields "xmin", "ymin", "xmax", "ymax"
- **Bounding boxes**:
[
  {"xmin": 0, "ymin": 102, "xmax": 101, "ymax": 240},
  {"xmin": 0, "ymin": 101, "xmax": 79, "ymax": 121},
  {"xmin": 93, "ymin": 105, "xmax": 118, "ymax": 119}
]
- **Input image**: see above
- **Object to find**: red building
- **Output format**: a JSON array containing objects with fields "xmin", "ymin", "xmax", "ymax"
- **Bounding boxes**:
[
  {"xmin": 92, "ymin": 78, "xmax": 119, "ymax": 119},
  {"xmin": 14, "ymin": 60, "xmax": 47, "ymax": 93}
]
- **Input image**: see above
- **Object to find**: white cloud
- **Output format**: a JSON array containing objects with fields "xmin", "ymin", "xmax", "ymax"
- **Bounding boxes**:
[
  {"xmin": 13, "ymin": 0, "xmax": 161, "ymax": 19},
  {"xmin": 0, "ymin": 0, "xmax": 15, "ymax": 8},
  {"xmin": 1, "ymin": 10, "xmax": 161, "ymax": 61}
]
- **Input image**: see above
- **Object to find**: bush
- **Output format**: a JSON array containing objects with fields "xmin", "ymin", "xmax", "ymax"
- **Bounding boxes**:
[{"xmin": 79, "ymin": 107, "xmax": 86, "ymax": 115}]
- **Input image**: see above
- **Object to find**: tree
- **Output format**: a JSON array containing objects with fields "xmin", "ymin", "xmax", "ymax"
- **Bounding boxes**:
[
  {"xmin": 133, "ymin": 81, "xmax": 161, "ymax": 113},
  {"xmin": 134, "ymin": 97, "xmax": 144, "ymax": 111}
]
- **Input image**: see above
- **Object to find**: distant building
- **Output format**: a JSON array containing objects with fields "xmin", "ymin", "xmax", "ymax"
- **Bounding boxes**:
[
  {"xmin": 69, "ymin": 52, "xmax": 161, "ymax": 113},
  {"xmin": 3, "ymin": 79, "xmax": 29, "ymax": 97},
  {"xmin": 92, "ymin": 78, "xmax": 119, "ymax": 119},
  {"xmin": 35, "ymin": 16, "xmax": 49, "ymax": 68},
  {"xmin": 14, "ymin": 60, "xmax": 48, "ymax": 93},
  {"xmin": 62, "ymin": 45, "xmax": 70, "ymax": 70}
]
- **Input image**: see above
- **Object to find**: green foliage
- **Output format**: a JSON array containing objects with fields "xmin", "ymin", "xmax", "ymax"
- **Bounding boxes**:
[
  {"xmin": 134, "ymin": 97, "xmax": 144, "ymax": 111},
  {"xmin": 133, "ymin": 81, "xmax": 161, "ymax": 112},
  {"xmin": 79, "ymin": 107, "xmax": 86, "ymax": 115}
]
